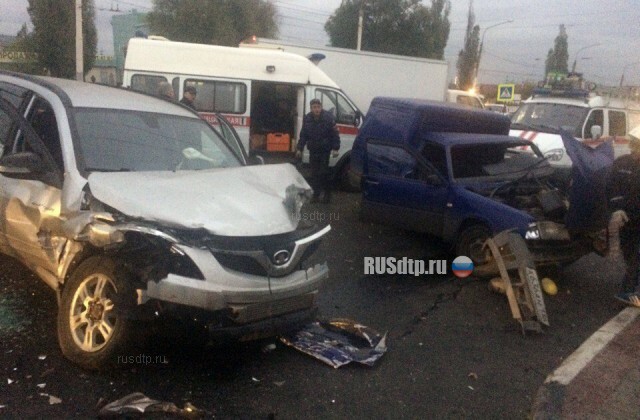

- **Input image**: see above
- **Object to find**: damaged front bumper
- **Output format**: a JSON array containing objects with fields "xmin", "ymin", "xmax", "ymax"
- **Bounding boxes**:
[
  {"xmin": 132, "ymin": 224, "xmax": 331, "ymax": 336},
  {"xmin": 524, "ymin": 221, "xmax": 596, "ymax": 266}
]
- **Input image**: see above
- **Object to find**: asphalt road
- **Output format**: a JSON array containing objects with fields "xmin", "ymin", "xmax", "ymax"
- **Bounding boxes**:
[{"xmin": 0, "ymin": 191, "xmax": 625, "ymax": 418}]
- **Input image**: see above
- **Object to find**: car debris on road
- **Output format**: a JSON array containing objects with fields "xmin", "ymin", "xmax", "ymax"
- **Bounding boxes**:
[{"xmin": 280, "ymin": 318, "xmax": 387, "ymax": 368}]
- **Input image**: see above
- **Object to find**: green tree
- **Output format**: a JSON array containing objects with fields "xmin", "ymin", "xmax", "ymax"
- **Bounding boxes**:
[
  {"xmin": 455, "ymin": 2, "xmax": 479, "ymax": 90},
  {"xmin": 324, "ymin": 0, "xmax": 451, "ymax": 60},
  {"xmin": 545, "ymin": 24, "xmax": 568, "ymax": 76},
  {"xmin": 147, "ymin": 0, "xmax": 277, "ymax": 46},
  {"xmin": 27, "ymin": 0, "xmax": 97, "ymax": 78}
]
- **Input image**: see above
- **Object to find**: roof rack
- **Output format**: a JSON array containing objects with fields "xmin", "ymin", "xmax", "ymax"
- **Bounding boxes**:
[{"xmin": 532, "ymin": 72, "xmax": 595, "ymax": 99}]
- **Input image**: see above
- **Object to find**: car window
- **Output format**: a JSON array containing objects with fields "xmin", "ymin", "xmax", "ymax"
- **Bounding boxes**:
[
  {"xmin": 455, "ymin": 95, "xmax": 483, "ymax": 109},
  {"xmin": 0, "ymin": 96, "xmax": 62, "ymax": 187},
  {"xmin": 421, "ymin": 142, "xmax": 447, "ymax": 177},
  {"xmin": 315, "ymin": 89, "xmax": 357, "ymax": 125},
  {"xmin": 367, "ymin": 142, "xmax": 423, "ymax": 180},
  {"xmin": 451, "ymin": 143, "xmax": 547, "ymax": 180},
  {"xmin": 628, "ymin": 111, "xmax": 640, "ymax": 134},
  {"xmin": 0, "ymin": 105, "xmax": 15, "ymax": 152},
  {"xmin": 24, "ymin": 98, "xmax": 64, "ymax": 171},
  {"xmin": 0, "ymin": 82, "xmax": 31, "ymax": 154},
  {"xmin": 206, "ymin": 113, "xmax": 246, "ymax": 164},
  {"xmin": 511, "ymin": 103, "xmax": 589, "ymax": 137},
  {"xmin": 0, "ymin": 82, "xmax": 30, "ymax": 109},
  {"xmin": 130, "ymin": 74, "xmax": 170, "ymax": 97},
  {"xmin": 73, "ymin": 109, "xmax": 242, "ymax": 172},
  {"xmin": 186, "ymin": 79, "xmax": 247, "ymax": 114},
  {"xmin": 584, "ymin": 109, "xmax": 604, "ymax": 138},
  {"xmin": 609, "ymin": 110, "xmax": 626, "ymax": 136}
]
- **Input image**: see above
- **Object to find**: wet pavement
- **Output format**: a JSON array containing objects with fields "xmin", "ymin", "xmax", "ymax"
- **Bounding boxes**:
[
  {"xmin": 0, "ymin": 191, "xmax": 628, "ymax": 418},
  {"xmin": 532, "ymin": 307, "xmax": 640, "ymax": 419}
]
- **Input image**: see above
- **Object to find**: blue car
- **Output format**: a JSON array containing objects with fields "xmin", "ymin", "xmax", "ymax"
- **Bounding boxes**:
[{"xmin": 351, "ymin": 98, "xmax": 595, "ymax": 265}]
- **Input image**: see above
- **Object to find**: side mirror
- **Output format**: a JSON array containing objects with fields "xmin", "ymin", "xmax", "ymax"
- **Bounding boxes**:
[
  {"xmin": 0, "ymin": 152, "xmax": 44, "ymax": 174},
  {"xmin": 354, "ymin": 110, "xmax": 362, "ymax": 127},
  {"xmin": 590, "ymin": 125, "xmax": 602, "ymax": 140}
]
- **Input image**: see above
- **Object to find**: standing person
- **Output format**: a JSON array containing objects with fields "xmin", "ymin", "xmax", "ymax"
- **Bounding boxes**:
[
  {"xmin": 157, "ymin": 81, "xmax": 175, "ymax": 100},
  {"xmin": 608, "ymin": 131, "xmax": 640, "ymax": 306},
  {"xmin": 180, "ymin": 86, "xmax": 197, "ymax": 109},
  {"xmin": 296, "ymin": 99, "xmax": 340, "ymax": 203}
]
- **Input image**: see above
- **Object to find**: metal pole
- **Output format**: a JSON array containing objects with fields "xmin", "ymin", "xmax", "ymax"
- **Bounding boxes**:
[
  {"xmin": 571, "ymin": 43, "xmax": 599, "ymax": 73},
  {"xmin": 356, "ymin": 1, "xmax": 364, "ymax": 51},
  {"xmin": 75, "ymin": 0, "xmax": 83, "ymax": 81}
]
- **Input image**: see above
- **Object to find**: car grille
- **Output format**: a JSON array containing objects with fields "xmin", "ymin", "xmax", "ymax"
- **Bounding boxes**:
[{"xmin": 229, "ymin": 293, "xmax": 316, "ymax": 324}]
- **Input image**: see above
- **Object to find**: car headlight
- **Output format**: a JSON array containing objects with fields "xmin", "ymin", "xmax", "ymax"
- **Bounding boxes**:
[
  {"xmin": 543, "ymin": 148, "xmax": 564, "ymax": 162},
  {"xmin": 525, "ymin": 221, "xmax": 570, "ymax": 241}
]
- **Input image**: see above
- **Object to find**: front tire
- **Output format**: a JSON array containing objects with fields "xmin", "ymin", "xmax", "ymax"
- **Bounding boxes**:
[
  {"xmin": 57, "ymin": 256, "xmax": 136, "ymax": 370},
  {"xmin": 456, "ymin": 224, "xmax": 491, "ymax": 266}
]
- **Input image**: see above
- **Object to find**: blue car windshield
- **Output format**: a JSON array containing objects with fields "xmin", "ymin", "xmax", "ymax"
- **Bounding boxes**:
[
  {"xmin": 450, "ymin": 143, "xmax": 551, "ymax": 181},
  {"xmin": 73, "ymin": 108, "xmax": 242, "ymax": 172}
]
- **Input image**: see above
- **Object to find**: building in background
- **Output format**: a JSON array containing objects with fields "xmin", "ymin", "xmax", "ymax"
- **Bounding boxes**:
[
  {"xmin": 111, "ymin": 10, "xmax": 148, "ymax": 85},
  {"xmin": 85, "ymin": 54, "xmax": 116, "ymax": 85}
]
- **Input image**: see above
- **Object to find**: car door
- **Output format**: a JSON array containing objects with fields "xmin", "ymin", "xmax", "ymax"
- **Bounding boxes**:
[
  {"xmin": 362, "ymin": 140, "xmax": 448, "ymax": 236},
  {"xmin": 210, "ymin": 112, "xmax": 248, "ymax": 165},
  {"xmin": 0, "ymin": 94, "xmax": 64, "ymax": 273}
]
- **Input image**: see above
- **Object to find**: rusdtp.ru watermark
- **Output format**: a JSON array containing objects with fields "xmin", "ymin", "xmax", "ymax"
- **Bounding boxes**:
[{"xmin": 364, "ymin": 257, "xmax": 447, "ymax": 276}]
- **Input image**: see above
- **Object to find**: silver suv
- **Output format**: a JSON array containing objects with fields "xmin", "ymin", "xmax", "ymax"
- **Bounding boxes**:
[{"xmin": 0, "ymin": 71, "xmax": 329, "ymax": 369}]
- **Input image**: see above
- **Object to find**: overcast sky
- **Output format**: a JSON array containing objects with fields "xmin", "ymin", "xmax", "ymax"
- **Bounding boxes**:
[{"xmin": 1, "ymin": 0, "xmax": 639, "ymax": 86}]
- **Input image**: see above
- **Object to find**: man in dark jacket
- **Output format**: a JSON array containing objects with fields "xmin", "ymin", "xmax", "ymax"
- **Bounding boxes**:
[
  {"xmin": 296, "ymin": 99, "xmax": 340, "ymax": 203},
  {"xmin": 180, "ymin": 86, "xmax": 197, "ymax": 109},
  {"xmin": 608, "ymin": 132, "xmax": 640, "ymax": 307}
]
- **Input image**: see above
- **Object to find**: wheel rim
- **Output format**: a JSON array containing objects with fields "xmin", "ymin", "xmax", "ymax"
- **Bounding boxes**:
[
  {"xmin": 68, "ymin": 273, "xmax": 118, "ymax": 352},
  {"xmin": 468, "ymin": 239, "xmax": 487, "ymax": 265}
]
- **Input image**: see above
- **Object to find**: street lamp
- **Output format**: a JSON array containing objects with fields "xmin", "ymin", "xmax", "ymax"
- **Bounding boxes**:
[
  {"xmin": 474, "ymin": 19, "xmax": 513, "ymax": 86},
  {"xmin": 570, "ymin": 43, "xmax": 599, "ymax": 73},
  {"xmin": 620, "ymin": 61, "xmax": 640, "ymax": 87}
]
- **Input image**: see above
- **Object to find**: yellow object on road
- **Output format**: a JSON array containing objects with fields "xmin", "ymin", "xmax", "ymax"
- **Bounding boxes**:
[{"xmin": 541, "ymin": 277, "xmax": 558, "ymax": 296}]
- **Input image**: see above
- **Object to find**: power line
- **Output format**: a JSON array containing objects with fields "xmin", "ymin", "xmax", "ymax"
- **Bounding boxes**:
[{"xmin": 274, "ymin": 0, "xmax": 333, "ymax": 17}]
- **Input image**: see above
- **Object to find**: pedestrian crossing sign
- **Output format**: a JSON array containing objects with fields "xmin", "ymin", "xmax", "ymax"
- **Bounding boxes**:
[{"xmin": 497, "ymin": 84, "xmax": 515, "ymax": 102}]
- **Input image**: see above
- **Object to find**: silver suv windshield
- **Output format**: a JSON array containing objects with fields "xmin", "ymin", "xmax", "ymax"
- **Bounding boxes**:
[
  {"xmin": 73, "ymin": 109, "xmax": 242, "ymax": 172},
  {"xmin": 511, "ymin": 103, "xmax": 589, "ymax": 137}
]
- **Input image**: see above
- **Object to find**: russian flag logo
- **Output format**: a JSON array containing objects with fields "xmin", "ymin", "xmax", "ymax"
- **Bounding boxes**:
[{"xmin": 452, "ymin": 256, "xmax": 474, "ymax": 278}]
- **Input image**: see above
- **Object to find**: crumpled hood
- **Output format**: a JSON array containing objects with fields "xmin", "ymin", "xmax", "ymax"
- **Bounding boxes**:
[{"xmin": 87, "ymin": 164, "xmax": 311, "ymax": 236}]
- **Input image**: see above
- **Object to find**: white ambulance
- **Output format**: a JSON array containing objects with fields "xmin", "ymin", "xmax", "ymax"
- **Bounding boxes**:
[
  {"xmin": 122, "ymin": 37, "xmax": 362, "ymax": 187},
  {"xmin": 510, "ymin": 77, "xmax": 640, "ymax": 168}
]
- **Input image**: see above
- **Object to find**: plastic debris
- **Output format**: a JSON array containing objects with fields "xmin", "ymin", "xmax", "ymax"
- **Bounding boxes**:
[
  {"xmin": 251, "ymin": 377, "xmax": 260, "ymax": 383},
  {"xmin": 7, "ymin": 379, "xmax": 13, "ymax": 385},
  {"xmin": 97, "ymin": 392, "xmax": 203, "ymax": 417},
  {"xmin": 468, "ymin": 372, "xmax": 478, "ymax": 380},
  {"xmin": 280, "ymin": 318, "xmax": 387, "ymax": 369},
  {"xmin": 40, "ymin": 393, "xmax": 61, "ymax": 405},
  {"xmin": 37, "ymin": 383, "xmax": 46, "ymax": 389},
  {"xmin": 262, "ymin": 343, "xmax": 276, "ymax": 353},
  {"xmin": 38, "ymin": 355, "xmax": 47, "ymax": 360}
]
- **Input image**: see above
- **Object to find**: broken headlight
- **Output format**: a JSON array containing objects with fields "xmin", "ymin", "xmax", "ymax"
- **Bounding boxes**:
[{"xmin": 525, "ymin": 221, "xmax": 570, "ymax": 241}]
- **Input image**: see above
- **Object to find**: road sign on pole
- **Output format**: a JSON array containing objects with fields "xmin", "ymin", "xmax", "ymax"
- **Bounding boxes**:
[{"xmin": 497, "ymin": 84, "xmax": 515, "ymax": 102}]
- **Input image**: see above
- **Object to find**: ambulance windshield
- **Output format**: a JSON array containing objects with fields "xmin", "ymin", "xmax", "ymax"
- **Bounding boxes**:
[{"xmin": 511, "ymin": 103, "xmax": 589, "ymax": 137}]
